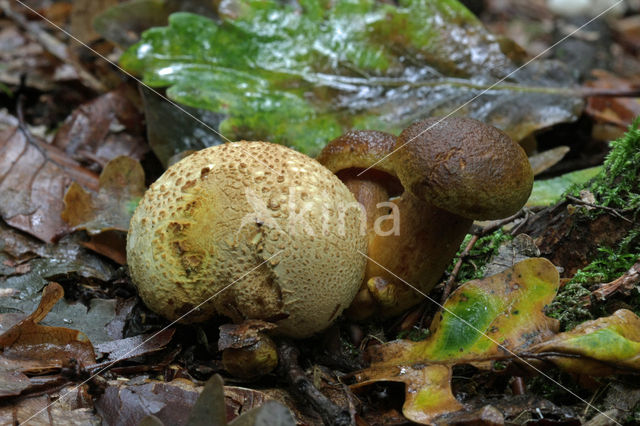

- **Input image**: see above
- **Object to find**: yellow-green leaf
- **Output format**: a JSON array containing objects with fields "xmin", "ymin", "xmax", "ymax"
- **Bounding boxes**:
[
  {"xmin": 530, "ymin": 309, "xmax": 640, "ymax": 376},
  {"xmin": 352, "ymin": 258, "xmax": 560, "ymax": 424}
]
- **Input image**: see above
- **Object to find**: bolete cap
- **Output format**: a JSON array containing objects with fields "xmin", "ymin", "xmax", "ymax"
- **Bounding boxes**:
[
  {"xmin": 316, "ymin": 130, "xmax": 398, "ymax": 178},
  {"xmin": 394, "ymin": 117, "xmax": 533, "ymax": 220}
]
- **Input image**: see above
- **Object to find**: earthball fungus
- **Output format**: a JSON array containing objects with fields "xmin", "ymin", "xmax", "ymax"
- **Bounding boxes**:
[
  {"xmin": 317, "ymin": 117, "xmax": 533, "ymax": 319},
  {"xmin": 127, "ymin": 142, "xmax": 367, "ymax": 338}
]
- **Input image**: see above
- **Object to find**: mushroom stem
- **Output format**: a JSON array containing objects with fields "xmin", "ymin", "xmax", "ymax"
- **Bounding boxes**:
[{"xmin": 317, "ymin": 118, "xmax": 533, "ymax": 319}]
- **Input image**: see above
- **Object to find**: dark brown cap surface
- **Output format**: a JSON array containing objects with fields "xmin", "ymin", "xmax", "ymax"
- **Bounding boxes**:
[
  {"xmin": 317, "ymin": 130, "xmax": 397, "ymax": 177},
  {"xmin": 394, "ymin": 117, "xmax": 533, "ymax": 220}
]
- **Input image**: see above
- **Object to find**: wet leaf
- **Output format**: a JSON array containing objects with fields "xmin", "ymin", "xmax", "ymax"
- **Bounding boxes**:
[
  {"xmin": 139, "ymin": 85, "xmax": 226, "ymax": 167},
  {"xmin": 0, "ymin": 236, "xmax": 118, "ymax": 345},
  {"xmin": 0, "ymin": 126, "xmax": 99, "ymax": 242},
  {"xmin": 228, "ymin": 401, "xmax": 296, "ymax": 426},
  {"xmin": 529, "ymin": 146, "xmax": 570, "ymax": 176},
  {"xmin": 526, "ymin": 166, "xmax": 602, "ymax": 207},
  {"xmin": 121, "ymin": 1, "xmax": 582, "ymax": 156},
  {"xmin": 0, "ymin": 23, "xmax": 59, "ymax": 91},
  {"xmin": 52, "ymin": 86, "xmax": 147, "ymax": 169},
  {"xmin": 70, "ymin": 0, "xmax": 119, "ymax": 44},
  {"xmin": 530, "ymin": 309, "xmax": 640, "ymax": 376},
  {"xmin": 585, "ymin": 70, "xmax": 640, "ymax": 128},
  {"xmin": 0, "ymin": 282, "xmax": 96, "ymax": 375},
  {"xmin": 96, "ymin": 378, "xmax": 201, "ymax": 426},
  {"xmin": 352, "ymin": 258, "xmax": 560, "ymax": 424},
  {"xmin": 186, "ymin": 374, "xmax": 227, "ymax": 426},
  {"xmin": 94, "ymin": 0, "xmax": 218, "ymax": 48},
  {"xmin": 94, "ymin": 328, "xmax": 175, "ymax": 363},
  {"xmin": 0, "ymin": 385, "xmax": 100, "ymax": 425},
  {"xmin": 62, "ymin": 156, "xmax": 145, "ymax": 234},
  {"xmin": 97, "ymin": 375, "xmax": 297, "ymax": 426}
]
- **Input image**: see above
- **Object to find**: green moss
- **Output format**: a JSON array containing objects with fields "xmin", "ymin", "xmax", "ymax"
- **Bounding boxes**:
[
  {"xmin": 396, "ymin": 327, "xmax": 430, "ymax": 342},
  {"xmin": 569, "ymin": 118, "xmax": 640, "ymax": 216},
  {"xmin": 448, "ymin": 230, "xmax": 513, "ymax": 283},
  {"xmin": 549, "ymin": 119, "xmax": 640, "ymax": 330},
  {"xmin": 590, "ymin": 119, "xmax": 640, "ymax": 212}
]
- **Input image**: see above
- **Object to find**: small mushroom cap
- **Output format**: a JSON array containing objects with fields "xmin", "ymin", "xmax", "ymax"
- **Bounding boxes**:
[
  {"xmin": 394, "ymin": 117, "xmax": 533, "ymax": 220},
  {"xmin": 127, "ymin": 142, "xmax": 367, "ymax": 338},
  {"xmin": 316, "ymin": 130, "xmax": 398, "ymax": 178}
]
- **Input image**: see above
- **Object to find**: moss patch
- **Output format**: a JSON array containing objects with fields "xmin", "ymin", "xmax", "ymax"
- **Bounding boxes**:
[
  {"xmin": 548, "ymin": 119, "xmax": 640, "ymax": 330},
  {"xmin": 448, "ymin": 230, "xmax": 513, "ymax": 283}
]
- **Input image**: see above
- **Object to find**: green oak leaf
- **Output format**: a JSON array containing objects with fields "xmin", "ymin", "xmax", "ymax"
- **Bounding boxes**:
[{"xmin": 120, "ymin": 0, "xmax": 582, "ymax": 157}]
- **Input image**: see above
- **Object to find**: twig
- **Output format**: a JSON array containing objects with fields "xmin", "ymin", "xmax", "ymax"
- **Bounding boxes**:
[
  {"xmin": 578, "ymin": 87, "xmax": 640, "ymax": 98},
  {"xmin": 441, "ymin": 209, "xmax": 528, "ymax": 302},
  {"xmin": 592, "ymin": 258, "xmax": 640, "ymax": 301},
  {"xmin": 277, "ymin": 340, "xmax": 352, "ymax": 426},
  {"xmin": 0, "ymin": 0, "xmax": 105, "ymax": 92},
  {"xmin": 511, "ymin": 377, "xmax": 526, "ymax": 395},
  {"xmin": 16, "ymin": 94, "xmax": 50, "ymax": 159},
  {"xmin": 566, "ymin": 195, "xmax": 633, "ymax": 223},
  {"xmin": 441, "ymin": 235, "xmax": 479, "ymax": 303}
]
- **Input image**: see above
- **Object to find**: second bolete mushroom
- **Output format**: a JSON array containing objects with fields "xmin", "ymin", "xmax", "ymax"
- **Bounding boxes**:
[{"xmin": 317, "ymin": 117, "xmax": 533, "ymax": 319}]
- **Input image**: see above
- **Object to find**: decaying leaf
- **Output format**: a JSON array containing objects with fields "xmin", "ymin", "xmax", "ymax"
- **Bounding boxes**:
[
  {"xmin": 97, "ymin": 375, "xmax": 297, "ymax": 426},
  {"xmin": 0, "ymin": 22, "xmax": 60, "ymax": 91},
  {"xmin": 52, "ymin": 86, "xmax": 147, "ymax": 169},
  {"xmin": 80, "ymin": 230, "xmax": 128, "ymax": 265},
  {"xmin": 0, "ymin": 125, "xmax": 98, "ymax": 242},
  {"xmin": 529, "ymin": 146, "xmax": 570, "ymax": 176},
  {"xmin": 352, "ymin": 258, "xmax": 561, "ymax": 424},
  {"xmin": 482, "ymin": 234, "xmax": 541, "ymax": 278},
  {"xmin": 529, "ymin": 309, "xmax": 640, "ymax": 377},
  {"xmin": 0, "ymin": 283, "xmax": 96, "ymax": 402},
  {"xmin": 93, "ymin": 328, "xmax": 175, "ymax": 364},
  {"xmin": 586, "ymin": 70, "xmax": 640, "ymax": 128},
  {"xmin": 94, "ymin": 0, "xmax": 218, "ymax": 48},
  {"xmin": 0, "ymin": 385, "xmax": 100, "ymax": 425},
  {"xmin": 120, "ymin": 0, "xmax": 582, "ymax": 156},
  {"xmin": 353, "ymin": 256, "xmax": 640, "ymax": 423},
  {"xmin": 96, "ymin": 378, "xmax": 201, "ymax": 426},
  {"xmin": 62, "ymin": 155, "xmax": 145, "ymax": 234},
  {"xmin": 0, "ymin": 233, "xmax": 118, "ymax": 345},
  {"xmin": 0, "ymin": 282, "xmax": 96, "ymax": 374}
]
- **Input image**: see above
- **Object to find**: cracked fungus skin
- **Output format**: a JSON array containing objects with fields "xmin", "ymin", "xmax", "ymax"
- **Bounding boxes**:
[{"xmin": 127, "ymin": 142, "xmax": 367, "ymax": 338}]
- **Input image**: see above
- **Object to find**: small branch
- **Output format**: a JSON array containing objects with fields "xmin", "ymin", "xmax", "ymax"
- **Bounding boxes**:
[
  {"xmin": 566, "ymin": 195, "xmax": 633, "ymax": 223},
  {"xmin": 578, "ymin": 87, "xmax": 640, "ymax": 98},
  {"xmin": 277, "ymin": 340, "xmax": 352, "ymax": 426},
  {"xmin": 441, "ymin": 235, "xmax": 479, "ymax": 303},
  {"xmin": 441, "ymin": 209, "xmax": 528, "ymax": 302},
  {"xmin": 592, "ymin": 258, "xmax": 640, "ymax": 301},
  {"xmin": 0, "ymin": 0, "xmax": 105, "ymax": 92}
]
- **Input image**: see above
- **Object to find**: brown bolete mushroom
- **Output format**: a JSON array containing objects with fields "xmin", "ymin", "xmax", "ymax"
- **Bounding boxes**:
[
  {"xmin": 127, "ymin": 142, "xmax": 367, "ymax": 338},
  {"xmin": 316, "ymin": 117, "xmax": 533, "ymax": 319}
]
